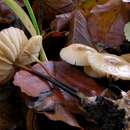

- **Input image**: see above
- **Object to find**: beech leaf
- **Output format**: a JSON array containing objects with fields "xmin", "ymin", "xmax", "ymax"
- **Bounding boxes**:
[
  {"xmin": 68, "ymin": 10, "xmax": 91, "ymax": 45},
  {"xmin": 13, "ymin": 61, "xmax": 106, "ymax": 128}
]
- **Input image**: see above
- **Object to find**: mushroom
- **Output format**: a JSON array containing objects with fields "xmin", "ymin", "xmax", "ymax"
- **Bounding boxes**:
[
  {"xmin": 60, "ymin": 43, "xmax": 97, "ymax": 66},
  {"xmin": 84, "ymin": 65, "xmax": 105, "ymax": 78},
  {"xmin": 87, "ymin": 52, "xmax": 130, "ymax": 80},
  {"xmin": 121, "ymin": 54, "xmax": 130, "ymax": 63},
  {"xmin": 0, "ymin": 27, "xmax": 42, "ymax": 82}
]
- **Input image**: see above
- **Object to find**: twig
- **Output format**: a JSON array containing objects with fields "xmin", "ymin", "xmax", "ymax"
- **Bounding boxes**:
[{"xmin": 15, "ymin": 63, "xmax": 80, "ymax": 99}]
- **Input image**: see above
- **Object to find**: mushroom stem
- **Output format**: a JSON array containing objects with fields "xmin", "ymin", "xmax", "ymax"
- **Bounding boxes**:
[{"xmin": 25, "ymin": 51, "xmax": 50, "ymax": 76}]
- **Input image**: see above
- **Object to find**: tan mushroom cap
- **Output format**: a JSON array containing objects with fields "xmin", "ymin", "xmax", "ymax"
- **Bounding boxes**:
[
  {"xmin": 84, "ymin": 65, "xmax": 105, "ymax": 78},
  {"xmin": 0, "ymin": 27, "xmax": 42, "ymax": 82},
  {"xmin": 60, "ymin": 43, "xmax": 97, "ymax": 66},
  {"xmin": 87, "ymin": 52, "xmax": 130, "ymax": 80}
]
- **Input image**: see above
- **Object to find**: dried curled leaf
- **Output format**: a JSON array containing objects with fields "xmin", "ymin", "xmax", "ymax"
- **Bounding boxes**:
[
  {"xmin": 81, "ymin": 0, "xmax": 128, "ymax": 49},
  {"xmin": 13, "ymin": 61, "xmax": 105, "ymax": 129},
  {"xmin": 0, "ymin": 27, "xmax": 42, "ymax": 82}
]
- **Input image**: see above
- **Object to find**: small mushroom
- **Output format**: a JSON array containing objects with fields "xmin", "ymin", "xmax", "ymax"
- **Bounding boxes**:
[
  {"xmin": 84, "ymin": 65, "xmax": 105, "ymax": 78},
  {"xmin": 60, "ymin": 43, "xmax": 97, "ymax": 66},
  {"xmin": 0, "ymin": 27, "xmax": 42, "ymax": 82},
  {"xmin": 87, "ymin": 52, "xmax": 130, "ymax": 80}
]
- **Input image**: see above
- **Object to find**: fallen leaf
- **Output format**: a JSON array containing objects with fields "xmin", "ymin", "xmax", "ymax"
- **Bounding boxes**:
[
  {"xmin": 86, "ymin": 0, "xmax": 129, "ymax": 49},
  {"xmin": 0, "ymin": 1, "xmax": 15, "ymax": 25},
  {"xmin": 0, "ymin": 0, "xmax": 23, "ymax": 26},
  {"xmin": 51, "ymin": 12, "xmax": 72, "ymax": 31},
  {"xmin": 13, "ymin": 61, "xmax": 105, "ymax": 128},
  {"xmin": 68, "ymin": 10, "xmax": 91, "ymax": 45}
]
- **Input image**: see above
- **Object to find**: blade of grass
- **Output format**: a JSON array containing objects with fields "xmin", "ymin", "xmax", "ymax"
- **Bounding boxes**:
[
  {"xmin": 23, "ymin": 0, "xmax": 40, "ymax": 35},
  {"xmin": 4, "ymin": 0, "xmax": 36, "ymax": 36}
]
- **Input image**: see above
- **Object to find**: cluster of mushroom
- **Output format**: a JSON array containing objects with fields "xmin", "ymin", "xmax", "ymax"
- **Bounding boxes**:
[
  {"xmin": 60, "ymin": 44, "xmax": 130, "ymax": 80},
  {"xmin": 0, "ymin": 27, "xmax": 42, "ymax": 82}
]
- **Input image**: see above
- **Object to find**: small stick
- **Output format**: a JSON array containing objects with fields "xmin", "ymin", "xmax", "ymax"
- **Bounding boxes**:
[{"xmin": 15, "ymin": 63, "xmax": 81, "ymax": 100}]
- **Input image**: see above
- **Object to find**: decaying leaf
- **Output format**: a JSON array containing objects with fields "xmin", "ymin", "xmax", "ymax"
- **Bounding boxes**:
[
  {"xmin": 68, "ymin": 10, "xmax": 91, "ymax": 45},
  {"xmin": 0, "ymin": 0, "xmax": 24, "ymax": 28},
  {"xmin": 13, "ymin": 61, "xmax": 105, "ymax": 128},
  {"xmin": 51, "ymin": 12, "xmax": 72, "ymax": 31},
  {"xmin": 32, "ymin": 0, "xmax": 80, "ymax": 27},
  {"xmin": 14, "ymin": 61, "xmax": 104, "ymax": 97},
  {"xmin": 0, "ymin": 1, "xmax": 22, "ymax": 25},
  {"xmin": 81, "ymin": 0, "xmax": 128, "ymax": 49}
]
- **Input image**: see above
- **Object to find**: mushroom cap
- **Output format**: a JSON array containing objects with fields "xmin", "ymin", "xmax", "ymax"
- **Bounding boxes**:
[
  {"xmin": 84, "ymin": 65, "xmax": 105, "ymax": 78},
  {"xmin": 87, "ymin": 52, "xmax": 130, "ymax": 80},
  {"xmin": 0, "ymin": 27, "xmax": 42, "ymax": 82},
  {"xmin": 60, "ymin": 43, "xmax": 97, "ymax": 66},
  {"xmin": 16, "ymin": 35, "xmax": 42, "ymax": 65}
]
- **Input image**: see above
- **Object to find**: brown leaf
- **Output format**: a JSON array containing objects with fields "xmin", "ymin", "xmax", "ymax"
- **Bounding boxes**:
[
  {"xmin": 13, "ymin": 70, "xmax": 50, "ymax": 97},
  {"xmin": 0, "ymin": 1, "xmax": 15, "ymax": 25},
  {"xmin": 13, "ymin": 61, "xmax": 105, "ymax": 128},
  {"xmin": 38, "ymin": 89, "xmax": 81, "ymax": 128},
  {"xmin": 68, "ymin": 10, "xmax": 91, "ymax": 45},
  {"xmin": 87, "ymin": 0, "xmax": 129, "ymax": 49},
  {"xmin": 51, "ymin": 12, "xmax": 72, "ymax": 31},
  {"xmin": 14, "ymin": 61, "xmax": 104, "ymax": 97},
  {"xmin": 0, "ymin": 1, "xmax": 23, "ymax": 26},
  {"xmin": 32, "ymin": 0, "xmax": 83, "ymax": 27},
  {"xmin": 32, "ymin": 0, "xmax": 74, "ymax": 27}
]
